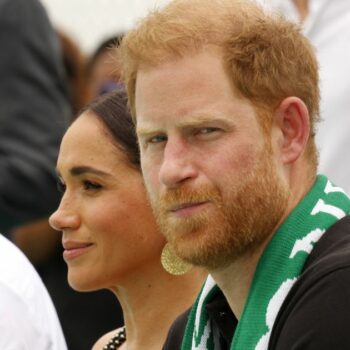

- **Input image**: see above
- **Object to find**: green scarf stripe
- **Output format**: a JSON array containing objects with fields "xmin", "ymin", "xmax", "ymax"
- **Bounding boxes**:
[
  {"xmin": 182, "ymin": 276, "xmax": 219, "ymax": 349},
  {"xmin": 232, "ymin": 175, "xmax": 350, "ymax": 349},
  {"xmin": 181, "ymin": 175, "xmax": 350, "ymax": 350}
]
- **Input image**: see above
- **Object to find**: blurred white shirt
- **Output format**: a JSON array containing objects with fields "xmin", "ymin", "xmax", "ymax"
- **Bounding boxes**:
[{"xmin": 0, "ymin": 234, "xmax": 67, "ymax": 350}]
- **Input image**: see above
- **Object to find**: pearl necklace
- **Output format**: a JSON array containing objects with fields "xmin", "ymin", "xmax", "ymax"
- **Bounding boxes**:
[{"xmin": 103, "ymin": 327, "xmax": 126, "ymax": 350}]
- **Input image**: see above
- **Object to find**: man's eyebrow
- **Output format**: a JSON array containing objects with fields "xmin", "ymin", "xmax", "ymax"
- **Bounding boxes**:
[
  {"xmin": 176, "ymin": 116, "xmax": 226, "ymax": 128},
  {"xmin": 136, "ymin": 116, "xmax": 228, "ymax": 136},
  {"xmin": 136, "ymin": 126, "xmax": 159, "ymax": 137}
]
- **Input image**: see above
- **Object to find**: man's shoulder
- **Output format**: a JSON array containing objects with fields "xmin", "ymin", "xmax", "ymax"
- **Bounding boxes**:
[
  {"xmin": 287, "ymin": 214, "xmax": 350, "ymax": 306},
  {"xmin": 304, "ymin": 214, "xmax": 350, "ymax": 272},
  {"xmin": 270, "ymin": 215, "xmax": 350, "ymax": 349}
]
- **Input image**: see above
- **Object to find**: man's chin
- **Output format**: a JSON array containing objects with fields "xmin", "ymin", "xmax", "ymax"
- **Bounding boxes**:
[
  {"xmin": 166, "ymin": 227, "xmax": 260, "ymax": 270},
  {"xmin": 167, "ymin": 230, "xmax": 219, "ymax": 268},
  {"xmin": 172, "ymin": 246, "xmax": 229, "ymax": 270},
  {"xmin": 165, "ymin": 225, "xmax": 205, "ymax": 248}
]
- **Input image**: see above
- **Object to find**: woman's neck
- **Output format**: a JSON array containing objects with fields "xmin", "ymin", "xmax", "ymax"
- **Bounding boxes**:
[{"xmin": 112, "ymin": 260, "xmax": 206, "ymax": 350}]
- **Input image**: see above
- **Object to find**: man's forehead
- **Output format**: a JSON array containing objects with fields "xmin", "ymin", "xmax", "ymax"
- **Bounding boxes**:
[
  {"xmin": 134, "ymin": 47, "xmax": 252, "ymax": 133},
  {"xmin": 135, "ymin": 47, "xmax": 224, "ymax": 88}
]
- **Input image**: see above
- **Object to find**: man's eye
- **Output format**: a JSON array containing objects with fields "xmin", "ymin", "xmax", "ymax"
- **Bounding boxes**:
[
  {"xmin": 57, "ymin": 180, "xmax": 66, "ymax": 193},
  {"xmin": 197, "ymin": 127, "xmax": 219, "ymax": 135},
  {"xmin": 148, "ymin": 135, "xmax": 167, "ymax": 144},
  {"xmin": 83, "ymin": 181, "xmax": 102, "ymax": 191}
]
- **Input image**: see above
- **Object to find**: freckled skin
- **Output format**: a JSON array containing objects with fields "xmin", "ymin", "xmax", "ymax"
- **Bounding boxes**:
[
  {"xmin": 135, "ymin": 48, "xmax": 289, "ymax": 268},
  {"xmin": 49, "ymin": 112, "xmax": 165, "ymax": 291}
]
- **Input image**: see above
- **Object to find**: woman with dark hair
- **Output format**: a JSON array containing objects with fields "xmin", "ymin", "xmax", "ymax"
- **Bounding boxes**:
[{"xmin": 49, "ymin": 90, "xmax": 205, "ymax": 350}]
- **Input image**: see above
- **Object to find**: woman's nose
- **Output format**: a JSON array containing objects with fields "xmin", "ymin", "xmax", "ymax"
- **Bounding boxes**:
[{"xmin": 49, "ymin": 205, "xmax": 80, "ymax": 231}]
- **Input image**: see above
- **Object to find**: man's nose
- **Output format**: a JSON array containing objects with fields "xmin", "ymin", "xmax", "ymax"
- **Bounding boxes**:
[{"xmin": 159, "ymin": 138, "xmax": 198, "ymax": 188}]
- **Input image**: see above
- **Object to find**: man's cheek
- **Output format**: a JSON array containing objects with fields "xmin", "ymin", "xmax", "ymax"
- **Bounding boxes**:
[
  {"xmin": 142, "ymin": 162, "xmax": 158, "ymax": 185},
  {"xmin": 142, "ymin": 174, "xmax": 158, "ymax": 205}
]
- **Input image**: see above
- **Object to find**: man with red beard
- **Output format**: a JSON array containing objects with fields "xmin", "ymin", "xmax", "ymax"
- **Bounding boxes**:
[{"xmin": 118, "ymin": 0, "xmax": 350, "ymax": 349}]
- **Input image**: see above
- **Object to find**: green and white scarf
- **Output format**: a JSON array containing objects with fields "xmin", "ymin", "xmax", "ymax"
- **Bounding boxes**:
[{"xmin": 181, "ymin": 175, "xmax": 350, "ymax": 350}]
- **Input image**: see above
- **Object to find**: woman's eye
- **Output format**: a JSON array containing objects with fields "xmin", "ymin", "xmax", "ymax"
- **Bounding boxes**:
[
  {"xmin": 83, "ymin": 180, "xmax": 102, "ymax": 191},
  {"xmin": 57, "ymin": 180, "xmax": 66, "ymax": 193}
]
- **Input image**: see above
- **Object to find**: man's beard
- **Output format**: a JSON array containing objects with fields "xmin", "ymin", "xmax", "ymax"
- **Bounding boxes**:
[{"xmin": 150, "ymin": 148, "xmax": 290, "ymax": 270}]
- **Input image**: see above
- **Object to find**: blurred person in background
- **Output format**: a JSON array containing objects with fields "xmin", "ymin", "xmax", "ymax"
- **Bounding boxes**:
[
  {"xmin": 12, "ymin": 29, "xmax": 89, "ymax": 270},
  {"xmin": 57, "ymin": 30, "xmax": 89, "ymax": 117},
  {"xmin": 0, "ymin": 232, "xmax": 67, "ymax": 349},
  {"xmin": 86, "ymin": 35, "xmax": 124, "ymax": 101},
  {"xmin": 0, "ymin": 0, "xmax": 70, "ymax": 234},
  {"xmin": 0, "ymin": 0, "xmax": 70, "ymax": 347},
  {"xmin": 262, "ymin": 0, "xmax": 350, "ymax": 194},
  {"xmin": 13, "ymin": 28, "xmax": 124, "ymax": 350},
  {"xmin": 49, "ymin": 90, "xmax": 206, "ymax": 350}
]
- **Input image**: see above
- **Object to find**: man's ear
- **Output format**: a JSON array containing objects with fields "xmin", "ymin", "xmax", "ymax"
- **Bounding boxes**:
[{"xmin": 275, "ymin": 96, "xmax": 310, "ymax": 164}]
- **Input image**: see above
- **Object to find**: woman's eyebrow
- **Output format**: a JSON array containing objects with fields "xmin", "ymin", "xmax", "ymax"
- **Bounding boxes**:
[{"xmin": 70, "ymin": 166, "xmax": 111, "ymax": 177}]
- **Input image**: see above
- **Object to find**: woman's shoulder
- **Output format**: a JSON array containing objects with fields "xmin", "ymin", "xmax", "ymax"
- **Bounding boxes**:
[{"xmin": 92, "ymin": 327, "xmax": 126, "ymax": 350}]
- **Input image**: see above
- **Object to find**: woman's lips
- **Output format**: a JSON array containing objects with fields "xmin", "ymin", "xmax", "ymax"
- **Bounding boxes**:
[{"xmin": 62, "ymin": 241, "xmax": 94, "ymax": 261}]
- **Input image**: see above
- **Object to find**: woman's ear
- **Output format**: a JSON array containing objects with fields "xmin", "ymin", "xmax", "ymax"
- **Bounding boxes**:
[{"xmin": 274, "ymin": 96, "xmax": 311, "ymax": 165}]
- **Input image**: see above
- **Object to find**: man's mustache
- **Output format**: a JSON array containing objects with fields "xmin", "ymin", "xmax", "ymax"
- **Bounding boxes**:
[{"xmin": 156, "ymin": 186, "xmax": 222, "ymax": 212}]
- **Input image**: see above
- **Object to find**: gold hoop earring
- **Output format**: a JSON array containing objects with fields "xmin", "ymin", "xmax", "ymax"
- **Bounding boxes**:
[{"xmin": 161, "ymin": 243, "xmax": 192, "ymax": 275}]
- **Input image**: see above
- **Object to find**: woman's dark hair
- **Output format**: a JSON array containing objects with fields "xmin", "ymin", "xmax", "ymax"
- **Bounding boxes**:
[{"xmin": 83, "ymin": 89, "xmax": 140, "ymax": 169}]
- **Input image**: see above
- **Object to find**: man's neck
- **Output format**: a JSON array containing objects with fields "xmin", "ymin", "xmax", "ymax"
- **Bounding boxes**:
[
  {"xmin": 209, "ymin": 242, "xmax": 267, "ymax": 320},
  {"xmin": 209, "ymin": 171, "xmax": 316, "ymax": 320}
]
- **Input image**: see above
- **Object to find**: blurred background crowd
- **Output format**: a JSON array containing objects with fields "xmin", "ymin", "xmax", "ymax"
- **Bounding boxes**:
[{"xmin": 1, "ymin": 0, "xmax": 349, "ymax": 349}]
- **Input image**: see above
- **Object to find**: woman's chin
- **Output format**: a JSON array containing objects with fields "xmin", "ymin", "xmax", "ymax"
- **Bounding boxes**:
[{"xmin": 67, "ymin": 273, "xmax": 99, "ymax": 292}]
